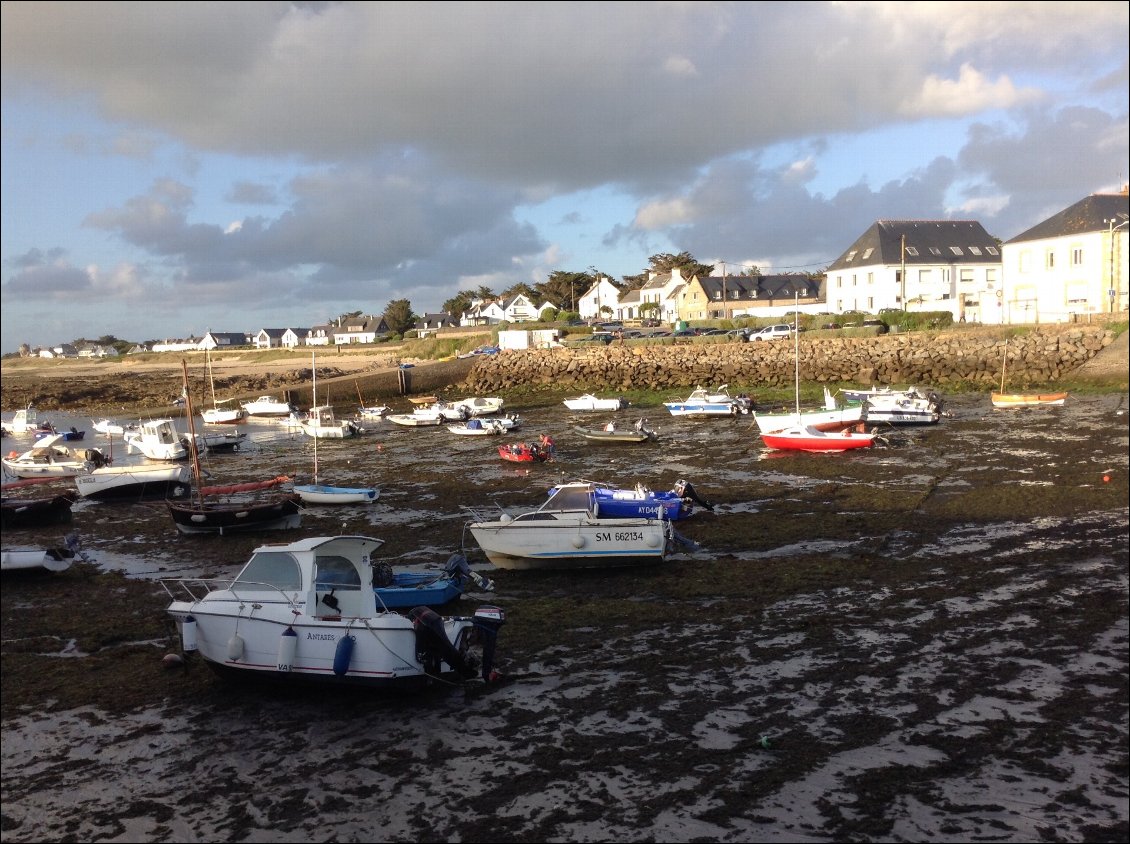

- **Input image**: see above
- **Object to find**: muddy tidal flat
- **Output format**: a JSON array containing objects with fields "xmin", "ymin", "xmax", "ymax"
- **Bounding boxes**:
[{"xmin": 2, "ymin": 389, "xmax": 1128, "ymax": 843}]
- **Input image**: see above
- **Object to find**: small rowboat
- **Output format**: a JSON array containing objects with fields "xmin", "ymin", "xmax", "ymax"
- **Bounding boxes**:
[{"xmin": 990, "ymin": 392, "xmax": 1068, "ymax": 408}]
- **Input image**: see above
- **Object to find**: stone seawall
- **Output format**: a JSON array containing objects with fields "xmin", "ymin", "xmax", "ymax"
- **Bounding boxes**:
[{"xmin": 464, "ymin": 326, "xmax": 1116, "ymax": 393}]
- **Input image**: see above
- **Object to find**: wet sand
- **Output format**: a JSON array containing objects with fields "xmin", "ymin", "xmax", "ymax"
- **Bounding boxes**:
[{"xmin": 2, "ymin": 386, "xmax": 1128, "ymax": 842}]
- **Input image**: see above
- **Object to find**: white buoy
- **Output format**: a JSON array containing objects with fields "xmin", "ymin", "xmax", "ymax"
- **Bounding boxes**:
[
  {"xmin": 227, "ymin": 633, "xmax": 245, "ymax": 661},
  {"xmin": 277, "ymin": 627, "xmax": 297, "ymax": 672},
  {"xmin": 571, "ymin": 535, "xmax": 585, "ymax": 548},
  {"xmin": 181, "ymin": 615, "xmax": 197, "ymax": 652}
]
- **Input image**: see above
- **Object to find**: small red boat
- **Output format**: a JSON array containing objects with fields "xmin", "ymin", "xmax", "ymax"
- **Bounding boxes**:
[
  {"xmin": 760, "ymin": 420, "xmax": 876, "ymax": 452},
  {"xmin": 498, "ymin": 442, "xmax": 551, "ymax": 463}
]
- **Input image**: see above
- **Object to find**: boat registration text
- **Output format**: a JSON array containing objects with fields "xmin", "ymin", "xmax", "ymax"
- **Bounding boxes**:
[{"xmin": 597, "ymin": 531, "xmax": 645, "ymax": 542}]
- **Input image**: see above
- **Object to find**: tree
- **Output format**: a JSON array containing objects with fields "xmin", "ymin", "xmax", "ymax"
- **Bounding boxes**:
[
  {"xmin": 382, "ymin": 299, "xmax": 416, "ymax": 335},
  {"xmin": 622, "ymin": 252, "xmax": 714, "ymax": 288},
  {"xmin": 536, "ymin": 271, "xmax": 590, "ymax": 312},
  {"xmin": 500, "ymin": 282, "xmax": 539, "ymax": 302},
  {"xmin": 443, "ymin": 290, "xmax": 476, "ymax": 322}
]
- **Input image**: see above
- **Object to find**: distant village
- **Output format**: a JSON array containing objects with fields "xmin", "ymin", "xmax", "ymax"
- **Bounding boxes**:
[{"xmin": 17, "ymin": 189, "xmax": 1129, "ymax": 359}]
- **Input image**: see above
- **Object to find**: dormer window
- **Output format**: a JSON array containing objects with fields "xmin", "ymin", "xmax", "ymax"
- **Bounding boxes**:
[{"xmin": 845, "ymin": 250, "xmax": 857, "ymax": 262}]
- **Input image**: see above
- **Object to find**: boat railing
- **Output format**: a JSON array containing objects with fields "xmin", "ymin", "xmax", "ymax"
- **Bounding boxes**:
[{"xmin": 159, "ymin": 577, "xmax": 302, "ymax": 609}]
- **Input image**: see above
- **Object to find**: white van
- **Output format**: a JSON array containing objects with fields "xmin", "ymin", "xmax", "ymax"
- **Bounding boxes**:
[{"xmin": 749, "ymin": 324, "xmax": 793, "ymax": 341}]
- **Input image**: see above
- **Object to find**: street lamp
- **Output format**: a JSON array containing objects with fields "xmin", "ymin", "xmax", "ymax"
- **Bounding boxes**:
[{"xmin": 1105, "ymin": 218, "xmax": 1128, "ymax": 314}]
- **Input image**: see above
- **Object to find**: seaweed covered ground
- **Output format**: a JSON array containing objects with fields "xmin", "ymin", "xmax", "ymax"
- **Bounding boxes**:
[{"xmin": 2, "ymin": 381, "xmax": 1128, "ymax": 842}]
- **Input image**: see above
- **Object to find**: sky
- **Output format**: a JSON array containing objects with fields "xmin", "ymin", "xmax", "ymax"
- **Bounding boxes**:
[{"xmin": 2, "ymin": 1, "xmax": 1127, "ymax": 353}]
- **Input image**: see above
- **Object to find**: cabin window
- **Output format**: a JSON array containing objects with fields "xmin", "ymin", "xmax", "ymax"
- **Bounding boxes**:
[
  {"xmin": 314, "ymin": 555, "xmax": 361, "ymax": 590},
  {"xmin": 235, "ymin": 552, "xmax": 302, "ymax": 590}
]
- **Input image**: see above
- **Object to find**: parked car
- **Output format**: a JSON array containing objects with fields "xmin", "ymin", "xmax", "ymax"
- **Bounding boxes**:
[
  {"xmin": 640, "ymin": 318, "xmax": 661, "ymax": 327},
  {"xmin": 821, "ymin": 322, "xmax": 842, "ymax": 330},
  {"xmin": 862, "ymin": 319, "xmax": 890, "ymax": 334},
  {"xmin": 748, "ymin": 324, "xmax": 793, "ymax": 341}
]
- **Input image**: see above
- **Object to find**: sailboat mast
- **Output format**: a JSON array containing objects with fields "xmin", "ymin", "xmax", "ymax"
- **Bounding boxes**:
[
  {"xmin": 793, "ymin": 292, "xmax": 801, "ymax": 417},
  {"xmin": 311, "ymin": 351, "xmax": 318, "ymax": 482},
  {"xmin": 181, "ymin": 359, "xmax": 205, "ymax": 506}
]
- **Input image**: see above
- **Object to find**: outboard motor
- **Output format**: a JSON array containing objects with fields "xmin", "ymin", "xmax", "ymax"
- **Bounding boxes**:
[
  {"xmin": 673, "ymin": 479, "xmax": 714, "ymax": 512},
  {"xmin": 410, "ymin": 606, "xmax": 475, "ymax": 679},
  {"xmin": 444, "ymin": 553, "xmax": 494, "ymax": 592},
  {"xmin": 472, "ymin": 605, "xmax": 506, "ymax": 682},
  {"xmin": 84, "ymin": 448, "xmax": 107, "ymax": 469}
]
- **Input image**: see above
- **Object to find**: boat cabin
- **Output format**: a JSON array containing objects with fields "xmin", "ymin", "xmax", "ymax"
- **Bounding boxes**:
[{"xmin": 229, "ymin": 535, "xmax": 387, "ymax": 619}]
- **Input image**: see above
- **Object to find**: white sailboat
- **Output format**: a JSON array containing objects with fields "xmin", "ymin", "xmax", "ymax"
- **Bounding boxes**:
[
  {"xmin": 294, "ymin": 353, "xmax": 378, "ymax": 505},
  {"xmin": 200, "ymin": 350, "xmax": 247, "ymax": 425}
]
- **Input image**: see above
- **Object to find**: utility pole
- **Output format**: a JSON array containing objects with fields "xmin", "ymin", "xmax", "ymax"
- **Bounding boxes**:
[
  {"xmin": 720, "ymin": 261, "xmax": 727, "ymax": 320},
  {"xmin": 900, "ymin": 234, "xmax": 907, "ymax": 310}
]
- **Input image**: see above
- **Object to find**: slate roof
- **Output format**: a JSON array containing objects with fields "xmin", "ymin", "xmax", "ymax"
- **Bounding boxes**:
[
  {"xmin": 1005, "ymin": 193, "xmax": 1129, "ymax": 244},
  {"xmin": 697, "ymin": 274, "xmax": 820, "ymax": 300},
  {"xmin": 827, "ymin": 221, "xmax": 1001, "ymax": 272}
]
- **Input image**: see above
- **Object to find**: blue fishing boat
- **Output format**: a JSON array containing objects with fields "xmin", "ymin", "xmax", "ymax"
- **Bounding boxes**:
[
  {"xmin": 373, "ymin": 553, "xmax": 493, "ymax": 609},
  {"xmin": 546, "ymin": 479, "xmax": 713, "ymax": 521}
]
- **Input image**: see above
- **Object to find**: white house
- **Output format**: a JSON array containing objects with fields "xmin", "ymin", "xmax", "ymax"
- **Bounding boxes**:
[
  {"xmin": 825, "ymin": 220, "xmax": 1004, "ymax": 322},
  {"xmin": 576, "ymin": 277, "xmax": 622, "ymax": 322},
  {"xmin": 199, "ymin": 332, "xmax": 247, "ymax": 350},
  {"xmin": 305, "ymin": 324, "xmax": 334, "ymax": 346},
  {"xmin": 280, "ymin": 328, "xmax": 309, "ymax": 348},
  {"xmin": 635, "ymin": 268, "xmax": 693, "ymax": 324},
  {"xmin": 1001, "ymin": 189, "xmax": 1129, "ymax": 324},
  {"xmin": 331, "ymin": 315, "xmax": 388, "ymax": 345},
  {"xmin": 252, "ymin": 328, "xmax": 287, "ymax": 349}
]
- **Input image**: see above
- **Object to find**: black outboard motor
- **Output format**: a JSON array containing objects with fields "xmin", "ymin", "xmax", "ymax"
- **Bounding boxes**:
[
  {"xmin": 673, "ymin": 479, "xmax": 714, "ymax": 511},
  {"xmin": 409, "ymin": 605, "xmax": 506, "ymax": 682},
  {"xmin": 444, "ymin": 553, "xmax": 494, "ymax": 592},
  {"xmin": 410, "ymin": 606, "xmax": 475, "ymax": 679}
]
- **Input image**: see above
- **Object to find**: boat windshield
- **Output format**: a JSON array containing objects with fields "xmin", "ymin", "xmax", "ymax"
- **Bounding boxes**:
[
  {"xmin": 313, "ymin": 555, "xmax": 362, "ymax": 591},
  {"xmin": 234, "ymin": 551, "xmax": 302, "ymax": 591},
  {"xmin": 542, "ymin": 485, "xmax": 593, "ymax": 512}
]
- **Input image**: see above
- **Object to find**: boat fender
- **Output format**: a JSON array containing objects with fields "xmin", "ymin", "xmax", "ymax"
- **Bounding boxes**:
[
  {"xmin": 333, "ymin": 635, "xmax": 355, "ymax": 676},
  {"xmin": 647, "ymin": 534, "xmax": 661, "ymax": 548},
  {"xmin": 571, "ymin": 535, "xmax": 586, "ymax": 548},
  {"xmin": 227, "ymin": 633, "xmax": 245, "ymax": 662},
  {"xmin": 181, "ymin": 615, "xmax": 198, "ymax": 652},
  {"xmin": 277, "ymin": 627, "xmax": 298, "ymax": 672}
]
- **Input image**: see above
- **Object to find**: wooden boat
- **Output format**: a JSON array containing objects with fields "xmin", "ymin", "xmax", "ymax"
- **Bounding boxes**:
[
  {"xmin": 158, "ymin": 534, "xmax": 506, "ymax": 688},
  {"xmin": 991, "ymin": 343, "xmax": 1068, "ymax": 408},
  {"xmin": 563, "ymin": 394, "xmax": 628, "ymax": 412},
  {"xmin": 1, "ymin": 484, "xmax": 77, "ymax": 528},
  {"xmin": 167, "ymin": 361, "xmax": 302, "ymax": 535},
  {"xmin": 407, "ymin": 395, "xmax": 440, "ymax": 406},
  {"xmin": 573, "ymin": 418, "xmax": 657, "ymax": 443},
  {"xmin": 990, "ymin": 392, "xmax": 1068, "ymax": 408},
  {"xmin": 466, "ymin": 483, "xmax": 672, "ymax": 571},
  {"xmin": 498, "ymin": 442, "xmax": 552, "ymax": 463}
]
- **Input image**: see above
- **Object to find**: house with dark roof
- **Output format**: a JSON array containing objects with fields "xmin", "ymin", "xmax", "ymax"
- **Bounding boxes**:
[
  {"xmin": 252, "ymin": 328, "xmax": 288, "ymax": 349},
  {"xmin": 681, "ymin": 273, "xmax": 823, "ymax": 321},
  {"xmin": 332, "ymin": 315, "xmax": 390, "ymax": 344},
  {"xmin": 1001, "ymin": 189, "xmax": 1129, "ymax": 323},
  {"xmin": 826, "ymin": 220, "xmax": 1002, "ymax": 322},
  {"xmin": 415, "ymin": 312, "xmax": 457, "ymax": 336},
  {"xmin": 200, "ymin": 331, "xmax": 248, "ymax": 350}
]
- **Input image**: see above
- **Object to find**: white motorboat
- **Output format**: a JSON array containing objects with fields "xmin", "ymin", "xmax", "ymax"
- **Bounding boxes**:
[
  {"xmin": 2, "ymin": 434, "xmax": 100, "ymax": 479},
  {"xmin": 124, "ymin": 419, "xmax": 188, "ymax": 461},
  {"xmin": 408, "ymin": 400, "xmax": 472, "ymax": 424},
  {"xmin": 446, "ymin": 416, "xmax": 521, "ymax": 436},
  {"xmin": 8, "ymin": 406, "xmax": 52, "ymax": 435},
  {"xmin": 159, "ymin": 534, "xmax": 506, "ymax": 688},
  {"xmin": 663, "ymin": 385, "xmax": 752, "ymax": 417},
  {"xmin": 75, "ymin": 463, "xmax": 193, "ymax": 501},
  {"xmin": 751, "ymin": 387, "xmax": 863, "ymax": 433},
  {"xmin": 241, "ymin": 395, "xmax": 298, "ymax": 418},
  {"xmin": 386, "ymin": 413, "xmax": 443, "ymax": 427},
  {"xmin": 450, "ymin": 397, "xmax": 505, "ymax": 417},
  {"xmin": 92, "ymin": 419, "xmax": 138, "ymax": 436},
  {"xmin": 860, "ymin": 387, "xmax": 944, "ymax": 425},
  {"xmin": 201, "ymin": 351, "xmax": 248, "ymax": 424},
  {"xmin": 299, "ymin": 406, "xmax": 360, "ymax": 439},
  {"xmin": 563, "ymin": 394, "xmax": 628, "ymax": 412},
  {"xmin": 466, "ymin": 482, "xmax": 673, "ymax": 571}
]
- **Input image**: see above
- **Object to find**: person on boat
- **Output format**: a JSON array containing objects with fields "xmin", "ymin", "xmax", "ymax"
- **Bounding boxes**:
[
  {"xmin": 538, "ymin": 434, "xmax": 556, "ymax": 458},
  {"xmin": 604, "ymin": 421, "xmax": 616, "ymax": 432}
]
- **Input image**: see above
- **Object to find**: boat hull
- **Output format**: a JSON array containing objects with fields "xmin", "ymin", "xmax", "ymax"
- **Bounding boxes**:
[
  {"xmin": 760, "ymin": 424, "xmax": 875, "ymax": 452},
  {"xmin": 293, "ymin": 484, "xmax": 379, "ymax": 505},
  {"xmin": 469, "ymin": 514, "xmax": 668, "ymax": 570},
  {"xmin": 573, "ymin": 427, "xmax": 654, "ymax": 443},
  {"xmin": 75, "ymin": 465, "xmax": 193, "ymax": 501},
  {"xmin": 1, "ymin": 493, "xmax": 76, "ymax": 528},
  {"xmin": 563, "ymin": 396, "xmax": 627, "ymax": 412},
  {"xmin": 990, "ymin": 392, "xmax": 1068, "ymax": 408},
  {"xmin": 752, "ymin": 405, "xmax": 863, "ymax": 432},
  {"xmin": 1, "ymin": 547, "xmax": 76, "ymax": 573},
  {"xmin": 167, "ymin": 496, "xmax": 302, "ymax": 535}
]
